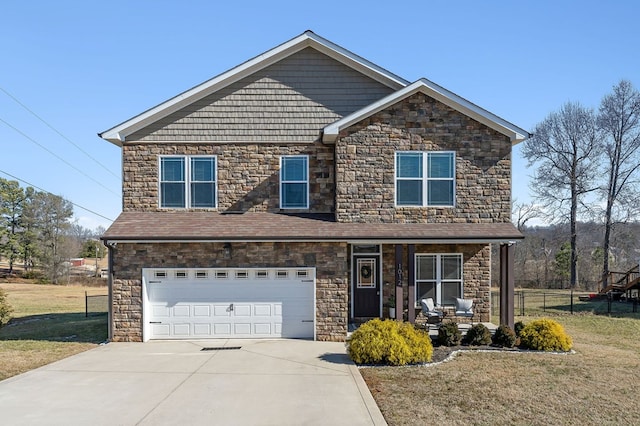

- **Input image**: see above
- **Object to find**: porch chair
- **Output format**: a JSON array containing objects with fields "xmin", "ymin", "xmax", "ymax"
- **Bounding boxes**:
[
  {"xmin": 420, "ymin": 298, "xmax": 444, "ymax": 330},
  {"xmin": 454, "ymin": 297, "xmax": 474, "ymax": 324}
]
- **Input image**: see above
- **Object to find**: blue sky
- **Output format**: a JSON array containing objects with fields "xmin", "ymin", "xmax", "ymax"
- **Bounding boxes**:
[{"xmin": 1, "ymin": 0, "xmax": 638, "ymax": 230}]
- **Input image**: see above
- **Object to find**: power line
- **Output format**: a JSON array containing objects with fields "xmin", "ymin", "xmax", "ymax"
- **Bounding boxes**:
[
  {"xmin": 0, "ymin": 168, "xmax": 115, "ymax": 223},
  {"xmin": 0, "ymin": 86, "xmax": 119, "ymax": 179},
  {"xmin": 0, "ymin": 116, "xmax": 120, "ymax": 197}
]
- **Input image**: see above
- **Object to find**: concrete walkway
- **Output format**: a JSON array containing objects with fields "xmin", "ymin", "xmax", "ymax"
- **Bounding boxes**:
[{"xmin": 0, "ymin": 339, "xmax": 386, "ymax": 426}]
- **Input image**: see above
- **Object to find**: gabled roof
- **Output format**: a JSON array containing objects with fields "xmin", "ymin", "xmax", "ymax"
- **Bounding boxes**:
[
  {"xmin": 99, "ymin": 31, "xmax": 409, "ymax": 145},
  {"xmin": 322, "ymin": 79, "xmax": 530, "ymax": 144},
  {"xmin": 102, "ymin": 211, "xmax": 524, "ymax": 243}
]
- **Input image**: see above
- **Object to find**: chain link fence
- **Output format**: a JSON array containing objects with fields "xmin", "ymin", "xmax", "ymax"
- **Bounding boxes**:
[
  {"xmin": 85, "ymin": 292, "xmax": 108, "ymax": 317},
  {"xmin": 491, "ymin": 290, "xmax": 640, "ymax": 317}
]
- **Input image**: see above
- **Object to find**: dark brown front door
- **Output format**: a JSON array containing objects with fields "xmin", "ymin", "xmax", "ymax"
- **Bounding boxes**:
[{"xmin": 353, "ymin": 256, "xmax": 380, "ymax": 317}]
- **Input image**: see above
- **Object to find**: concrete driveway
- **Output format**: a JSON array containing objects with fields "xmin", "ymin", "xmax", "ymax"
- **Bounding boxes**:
[{"xmin": 0, "ymin": 339, "xmax": 386, "ymax": 426}]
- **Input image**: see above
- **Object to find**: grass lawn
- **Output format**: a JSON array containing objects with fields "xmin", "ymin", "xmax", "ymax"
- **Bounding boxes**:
[
  {"xmin": 360, "ymin": 313, "xmax": 640, "ymax": 425},
  {"xmin": 0, "ymin": 283, "xmax": 108, "ymax": 381}
]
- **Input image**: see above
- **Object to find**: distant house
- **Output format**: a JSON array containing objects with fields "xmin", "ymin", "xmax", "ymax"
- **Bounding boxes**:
[
  {"xmin": 100, "ymin": 31, "xmax": 527, "ymax": 342},
  {"xmin": 70, "ymin": 258, "xmax": 85, "ymax": 267}
]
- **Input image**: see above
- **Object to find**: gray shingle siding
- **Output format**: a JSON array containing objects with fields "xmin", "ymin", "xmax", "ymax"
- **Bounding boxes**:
[{"xmin": 128, "ymin": 48, "xmax": 395, "ymax": 142}]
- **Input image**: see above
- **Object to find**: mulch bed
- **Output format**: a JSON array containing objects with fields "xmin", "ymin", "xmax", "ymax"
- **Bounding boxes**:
[{"xmin": 430, "ymin": 344, "xmax": 522, "ymax": 363}]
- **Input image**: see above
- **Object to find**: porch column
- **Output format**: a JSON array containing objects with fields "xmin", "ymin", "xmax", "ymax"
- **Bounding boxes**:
[
  {"xmin": 499, "ymin": 243, "xmax": 515, "ymax": 328},
  {"xmin": 395, "ymin": 244, "xmax": 403, "ymax": 322},
  {"xmin": 407, "ymin": 244, "xmax": 416, "ymax": 323}
]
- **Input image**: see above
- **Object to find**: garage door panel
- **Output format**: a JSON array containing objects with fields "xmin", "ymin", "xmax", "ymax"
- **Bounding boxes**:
[
  {"xmin": 233, "ymin": 323, "xmax": 251, "ymax": 335},
  {"xmin": 151, "ymin": 323, "xmax": 170, "ymax": 336},
  {"xmin": 254, "ymin": 304, "xmax": 272, "ymax": 316},
  {"xmin": 193, "ymin": 305, "xmax": 210, "ymax": 317},
  {"xmin": 193, "ymin": 323, "xmax": 211, "ymax": 336},
  {"xmin": 214, "ymin": 323, "xmax": 232, "ymax": 335},
  {"xmin": 173, "ymin": 323, "xmax": 190, "ymax": 336},
  {"xmin": 213, "ymin": 305, "xmax": 231, "ymax": 316},
  {"xmin": 152, "ymin": 306, "xmax": 171, "ymax": 317},
  {"xmin": 274, "ymin": 304, "xmax": 282, "ymax": 316},
  {"xmin": 253, "ymin": 323, "xmax": 272, "ymax": 334},
  {"xmin": 232, "ymin": 304, "xmax": 251, "ymax": 317},
  {"xmin": 173, "ymin": 305, "xmax": 190, "ymax": 317},
  {"xmin": 145, "ymin": 268, "xmax": 314, "ymax": 340}
]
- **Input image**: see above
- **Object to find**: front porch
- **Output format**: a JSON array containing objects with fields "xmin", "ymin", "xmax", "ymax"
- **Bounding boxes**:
[{"xmin": 349, "ymin": 242, "xmax": 516, "ymax": 329}]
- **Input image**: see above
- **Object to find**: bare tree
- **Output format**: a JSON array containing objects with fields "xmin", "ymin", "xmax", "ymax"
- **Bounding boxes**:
[
  {"xmin": 597, "ymin": 80, "xmax": 640, "ymax": 289},
  {"xmin": 512, "ymin": 200, "xmax": 540, "ymax": 232},
  {"xmin": 522, "ymin": 102, "xmax": 600, "ymax": 288}
]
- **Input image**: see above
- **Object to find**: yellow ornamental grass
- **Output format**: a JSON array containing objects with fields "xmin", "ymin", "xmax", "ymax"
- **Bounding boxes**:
[
  {"xmin": 346, "ymin": 319, "xmax": 433, "ymax": 366},
  {"xmin": 519, "ymin": 318, "xmax": 573, "ymax": 352}
]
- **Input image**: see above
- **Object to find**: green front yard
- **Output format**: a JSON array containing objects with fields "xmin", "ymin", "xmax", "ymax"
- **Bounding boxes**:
[{"xmin": 0, "ymin": 283, "xmax": 108, "ymax": 381}]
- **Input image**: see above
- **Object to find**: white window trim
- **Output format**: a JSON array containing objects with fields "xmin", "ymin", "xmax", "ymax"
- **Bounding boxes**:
[
  {"xmin": 279, "ymin": 155, "xmax": 309, "ymax": 210},
  {"xmin": 394, "ymin": 151, "xmax": 456, "ymax": 207},
  {"xmin": 159, "ymin": 155, "xmax": 217, "ymax": 209},
  {"xmin": 414, "ymin": 253, "xmax": 463, "ymax": 307}
]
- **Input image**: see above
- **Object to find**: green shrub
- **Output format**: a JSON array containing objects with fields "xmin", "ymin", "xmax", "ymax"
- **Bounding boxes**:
[
  {"xmin": 0, "ymin": 288, "xmax": 13, "ymax": 328},
  {"xmin": 437, "ymin": 322, "xmax": 461, "ymax": 346},
  {"xmin": 514, "ymin": 321, "xmax": 525, "ymax": 337},
  {"xmin": 346, "ymin": 319, "xmax": 433, "ymax": 366},
  {"xmin": 492, "ymin": 324, "xmax": 517, "ymax": 348},
  {"xmin": 462, "ymin": 323, "xmax": 492, "ymax": 346},
  {"xmin": 519, "ymin": 318, "xmax": 573, "ymax": 352}
]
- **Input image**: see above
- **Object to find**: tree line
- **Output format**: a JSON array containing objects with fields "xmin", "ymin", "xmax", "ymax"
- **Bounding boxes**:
[
  {"xmin": 0, "ymin": 178, "xmax": 105, "ymax": 283},
  {"xmin": 500, "ymin": 218, "xmax": 639, "ymax": 291},
  {"xmin": 521, "ymin": 80, "xmax": 640, "ymax": 289}
]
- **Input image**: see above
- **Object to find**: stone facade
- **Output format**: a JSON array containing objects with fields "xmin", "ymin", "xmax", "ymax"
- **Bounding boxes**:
[
  {"xmin": 110, "ymin": 241, "xmax": 348, "ymax": 342},
  {"xmin": 122, "ymin": 142, "xmax": 335, "ymax": 213},
  {"xmin": 335, "ymin": 92, "xmax": 512, "ymax": 223}
]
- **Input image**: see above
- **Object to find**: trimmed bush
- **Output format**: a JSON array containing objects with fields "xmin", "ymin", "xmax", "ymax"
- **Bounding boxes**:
[
  {"xmin": 463, "ymin": 323, "xmax": 492, "ymax": 346},
  {"xmin": 492, "ymin": 324, "xmax": 517, "ymax": 348},
  {"xmin": 437, "ymin": 322, "xmax": 462, "ymax": 346},
  {"xmin": 346, "ymin": 319, "xmax": 433, "ymax": 366},
  {"xmin": 519, "ymin": 318, "xmax": 573, "ymax": 352},
  {"xmin": 0, "ymin": 288, "xmax": 13, "ymax": 328},
  {"xmin": 514, "ymin": 321, "xmax": 525, "ymax": 337}
]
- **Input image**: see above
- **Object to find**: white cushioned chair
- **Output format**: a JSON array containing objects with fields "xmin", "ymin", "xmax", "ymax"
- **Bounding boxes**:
[
  {"xmin": 420, "ymin": 298, "xmax": 444, "ymax": 330},
  {"xmin": 454, "ymin": 297, "xmax": 474, "ymax": 323}
]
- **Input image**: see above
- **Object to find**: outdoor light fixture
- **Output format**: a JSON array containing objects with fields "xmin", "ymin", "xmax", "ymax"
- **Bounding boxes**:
[{"xmin": 224, "ymin": 242, "xmax": 232, "ymax": 259}]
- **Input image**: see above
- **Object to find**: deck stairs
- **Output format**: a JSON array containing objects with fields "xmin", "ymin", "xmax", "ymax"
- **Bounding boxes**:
[{"xmin": 599, "ymin": 264, "xmax": 640, "ymax": 295}]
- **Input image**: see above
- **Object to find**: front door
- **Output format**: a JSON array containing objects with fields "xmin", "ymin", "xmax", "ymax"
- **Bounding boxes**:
[{"xmin": 353, "ymin": 256, "xmax": 380, "ymax": 317}]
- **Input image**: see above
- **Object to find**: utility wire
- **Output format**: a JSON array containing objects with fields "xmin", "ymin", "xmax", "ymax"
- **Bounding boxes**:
[
  {"xmin": 0, "ymin": 116, "xmax": 120, "ymax": 197},
  {"xmin": 0, "ymin": 86, "xmax": 119, "ymax": 179},
  {"xmin": 0, "ymin": 168, "xmax": 115, "ymax": 222}
]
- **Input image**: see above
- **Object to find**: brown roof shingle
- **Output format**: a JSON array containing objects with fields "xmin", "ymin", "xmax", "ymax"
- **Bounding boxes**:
[{"xmin": 102, "ymin": 211, "xmax": 523, "ymax": 243}]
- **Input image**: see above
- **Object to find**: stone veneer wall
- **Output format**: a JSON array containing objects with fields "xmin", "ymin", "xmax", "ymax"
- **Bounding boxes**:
[
  {"xmin": 335, "ymin": 92, "xmax": 512, "ymax": 223},
  {"xmin": 380, "ymin": 244, "xmax": 491, "ymax": 322},
  {"xmin": 121, "ymin": 142, "xmax": 334, "ymax": 213},
  {"xmin": 111, "ymin": 242, "xmax": 348, "ymax": 342}
]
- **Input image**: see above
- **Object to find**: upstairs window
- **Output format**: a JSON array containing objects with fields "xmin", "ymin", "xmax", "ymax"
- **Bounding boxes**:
[
  {"xmin": 395, "ymin": 151, "xmax": 455, "ymax": 207},
  {"xmin": 160, "ymin": 156, "xmax": 217, "ymax": 208},
  {"xmin": 280, "ymin": 155, "xmax": 309, "ymax": 209}
]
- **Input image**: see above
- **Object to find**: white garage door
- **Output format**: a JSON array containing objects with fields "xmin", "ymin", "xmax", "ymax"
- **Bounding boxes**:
[{"xmin": 142, "ymin": 268, "xmax": 315, "ymax": 341}]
